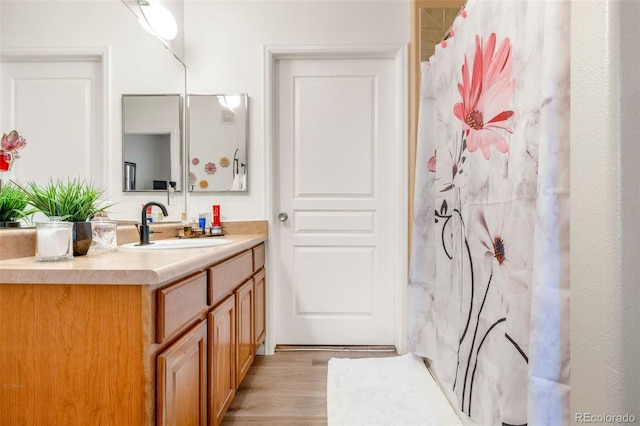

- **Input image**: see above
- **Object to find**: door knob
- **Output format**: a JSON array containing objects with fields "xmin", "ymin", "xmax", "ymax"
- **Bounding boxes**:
[{"xmin": 278, "ymin": 212, "xmax": 288, "ymax": 222}]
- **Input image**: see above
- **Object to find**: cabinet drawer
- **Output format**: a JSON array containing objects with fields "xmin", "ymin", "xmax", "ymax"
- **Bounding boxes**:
[
  {"xmin": 252, "ymin": 244, "xmax": 265, "ymax": 272},
  {"xmin": 209, "ymin": 250, "xmax": 253, "ymax": 306},
  {"xmin": 157, "ymin": 271, "xmax": 208, "ymax": 343}
]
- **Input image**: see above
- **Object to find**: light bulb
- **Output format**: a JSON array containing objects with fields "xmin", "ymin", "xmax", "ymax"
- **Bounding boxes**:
[{"xmin": 138, "ymin": 1, "xmax": 178, "ymax": 41}]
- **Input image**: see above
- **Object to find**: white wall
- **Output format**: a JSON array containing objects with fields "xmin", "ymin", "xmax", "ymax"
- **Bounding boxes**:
[
  {"xmin": 0, "ymin": 0, "xmax": 185, "ymax": 221},
  {"xmin": 183, "ymin": 0, "xmax": 410, "ymax": 222},
  {"xmin": 571, "ymin": 0, "xmax": 640, "ymax": 420}
]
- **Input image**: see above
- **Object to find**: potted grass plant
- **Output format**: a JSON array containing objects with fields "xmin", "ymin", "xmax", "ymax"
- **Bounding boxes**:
[
  {"xmin": 0, "ymin": 182, "xmax": 28, "ymax": 227},
  {"xmin": 15, "ymin": 178, "xmax": 114, "ymax": 256}
]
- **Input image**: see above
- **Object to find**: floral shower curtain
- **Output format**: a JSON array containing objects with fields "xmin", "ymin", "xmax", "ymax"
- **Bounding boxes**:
[{"xmin": 408, "ymin": 1, "xmax": 570, "ymax": 425}]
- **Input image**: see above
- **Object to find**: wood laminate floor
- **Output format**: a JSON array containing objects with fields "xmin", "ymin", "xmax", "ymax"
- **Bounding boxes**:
[{"xmin": 221, "ymin": 346, "xmax": 397, "ymax": 425}]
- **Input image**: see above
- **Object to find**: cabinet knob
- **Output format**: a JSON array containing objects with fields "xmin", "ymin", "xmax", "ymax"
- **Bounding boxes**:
[{"xmin": 278, "ymin": 212, "xmax": 288, "ymax": 222}]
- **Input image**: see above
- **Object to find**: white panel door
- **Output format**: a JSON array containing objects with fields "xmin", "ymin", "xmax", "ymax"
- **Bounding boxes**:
[
  {"xmin": 0, "ymin": 60, "xmax": 103, "ymax": 186},
  {"xmin": 275, "ymin": 58, "xmax": 397, "ymax": 345}
]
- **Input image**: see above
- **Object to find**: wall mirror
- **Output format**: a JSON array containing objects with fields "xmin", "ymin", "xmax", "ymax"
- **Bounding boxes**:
[
  {"xmin": 122, "ymin": 94, "xmax": 183, "ymax": 192},
  {"xmin": 187, "ymin": 94, "xmax": 248, "ymax": 192}
]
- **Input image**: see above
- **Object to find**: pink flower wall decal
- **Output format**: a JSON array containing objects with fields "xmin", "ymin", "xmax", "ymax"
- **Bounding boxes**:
[
  {"xmin": 453, "ymin": 33, "xmax": 515, "ymax": 160},
  {"xmin": 204, "ymin": 162, "xmax": 217, "ymax": 175}
]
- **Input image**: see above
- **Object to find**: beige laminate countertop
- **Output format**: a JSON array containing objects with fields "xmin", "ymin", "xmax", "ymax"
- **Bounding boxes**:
[{"xmin": 0, "ymin": 234, "xmax": 267, "ymax": 286}]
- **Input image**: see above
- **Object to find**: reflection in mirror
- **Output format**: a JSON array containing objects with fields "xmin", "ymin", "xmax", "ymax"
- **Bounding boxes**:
[
  {"xmin": 187, "ymin": 94, "xmax": 248, "ymax": 192},
  {"xmin": 122, "ymin": 94, "xmax": 182, "ymax": 192}
]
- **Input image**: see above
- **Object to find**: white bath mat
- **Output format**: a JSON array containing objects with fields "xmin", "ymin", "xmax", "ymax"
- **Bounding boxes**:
[{"xmin": 327, "ymin": 353, "xmax": 464, "ymax": 426}]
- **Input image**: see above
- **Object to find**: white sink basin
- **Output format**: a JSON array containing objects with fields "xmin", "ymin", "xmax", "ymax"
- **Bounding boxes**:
[{"xmin": 121, "ymin": 238, "xmax": 233, "ymax": 250}]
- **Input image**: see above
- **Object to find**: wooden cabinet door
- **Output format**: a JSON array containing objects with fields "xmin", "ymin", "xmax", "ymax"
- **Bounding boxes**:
[
  {"xmin": 236, "ymin": 279, "xmax": 254, "ymax": 385},
  {"xmin": 157, "ymin": 319, "xmax": 207, "ymax": 426},
  {"xmin": 209, "ymin": 294, "xmax": 236, "ymax": 426},
  {"xmin": 253, "ymin": 268, "xmax": 266, "ymax": 348}
]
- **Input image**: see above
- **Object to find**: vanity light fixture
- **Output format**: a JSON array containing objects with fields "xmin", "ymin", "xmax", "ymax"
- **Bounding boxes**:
[{"xmin": 138, "ymin": 0, "xmax": 178, "ymax": 41}]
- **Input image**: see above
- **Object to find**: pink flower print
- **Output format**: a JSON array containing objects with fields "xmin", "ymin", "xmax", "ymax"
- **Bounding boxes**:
[
  {"xmin": 453, "ymin": 33, "xmax": 515, "ymax": 160},
  {"xmin": 189, "ymin": 172, "xmax": 197, "ymax": 184},
  {"xmin": 460, "ymin": 9, "xmax": 467, "ymax": 19},
  {"xmin": 192, "ymin": 157, "xmax": 200, "ymax": 165},
  {"xmin": 471, "ymin": 187, "xmax": 527, "ymax": 294},
  {"xmin": 428, "ymin": 152, "xmax": 437, "ymax": 172},
  {"xmin": 204, "ymin": 162, "xmax": 217, "ymax": 175},
  {"xmin": 437, "ymin": 141, "xmax": 468, "ymax": 192}
]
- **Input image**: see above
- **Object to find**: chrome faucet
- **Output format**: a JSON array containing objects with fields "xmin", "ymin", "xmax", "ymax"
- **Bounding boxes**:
[{"xmin": 138, "ymin": 201, "xmax": 168, "ymax": 245}]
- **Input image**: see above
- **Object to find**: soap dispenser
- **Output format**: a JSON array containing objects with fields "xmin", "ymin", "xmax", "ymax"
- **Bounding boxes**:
[{"xmin": 179, "ymin": 212, "xmax": 191, "ymax": 237}]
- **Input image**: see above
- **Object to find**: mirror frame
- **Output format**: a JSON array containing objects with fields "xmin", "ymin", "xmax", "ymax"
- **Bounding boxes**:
[
  {"xmin": 186, "ymin": 93, "xmax": 249, "ymax": 193},
  {"xmin": 121, "ymin": 93, "xmax": 184, "ymax": 193}
]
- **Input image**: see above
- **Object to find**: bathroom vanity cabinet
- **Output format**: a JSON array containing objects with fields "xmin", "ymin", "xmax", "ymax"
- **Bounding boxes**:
[
  {"xmin": 157, "ymin": 243, "xmax": 266, "ymax": 426},
  {"xmin": 0, "ymin": 236, "xmax": 266, "ymax": 426}
]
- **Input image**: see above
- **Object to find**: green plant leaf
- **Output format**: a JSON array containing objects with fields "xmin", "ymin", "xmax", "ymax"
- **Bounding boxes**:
[
  {"xmin": 11, "ymin": 178, "xmax": 115, "ymax": 222},
  {"xmin": 0, "ymin": 182, "xmax": 29, "ymax": 222}
]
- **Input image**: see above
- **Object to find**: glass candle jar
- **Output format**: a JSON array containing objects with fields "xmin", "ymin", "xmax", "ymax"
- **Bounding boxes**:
[
  {"xmin": 35, "ymin": 217, "xmax": 73, "ymax": 262},
  {"xmin": 89, "ymin": 214, "xmax": 117, "ymax": 254}
]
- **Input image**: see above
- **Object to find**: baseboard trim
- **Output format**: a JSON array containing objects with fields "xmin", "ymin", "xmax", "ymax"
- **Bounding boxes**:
[{"xmin": 275, "ymin": 345, "xmax": 397, "ymax": 352}]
